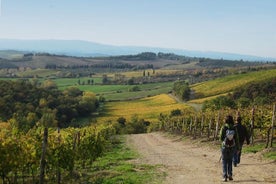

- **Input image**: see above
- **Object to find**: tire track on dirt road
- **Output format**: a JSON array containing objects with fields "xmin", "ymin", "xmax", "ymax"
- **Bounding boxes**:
[{"xmin": 127, "ymin": 132, "xmax": 276, "ymax": 184}]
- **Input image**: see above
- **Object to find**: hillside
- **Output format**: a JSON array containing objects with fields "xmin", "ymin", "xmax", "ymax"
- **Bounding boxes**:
[
  {"xmin": 0, "ymin": 51, "xmax": 271, "ymax": 70},
  {"xmin": 0, "ymin": 50, "xmax": 26, "ymax": 59},
  {"xmin": 1, "ymin": 39, "xmax": 276, "ymax": 61},
  {"xmin": 191, "ymin": 68, "xmax": 276, "ymax": 99}
]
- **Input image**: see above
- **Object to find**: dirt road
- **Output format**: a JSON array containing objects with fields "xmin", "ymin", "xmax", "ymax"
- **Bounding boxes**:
[{"xmin": 127, "ymin": 132, "xmax": 276, "ymax": 184}]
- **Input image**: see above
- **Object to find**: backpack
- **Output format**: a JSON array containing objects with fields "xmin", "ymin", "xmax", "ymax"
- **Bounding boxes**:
[{"xmin": 223, "ymin": 129, "xmax": 235, "ymax": 148}]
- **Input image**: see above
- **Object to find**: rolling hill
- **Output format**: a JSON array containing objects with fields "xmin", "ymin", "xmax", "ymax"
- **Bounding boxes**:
[
  {"xmin": 1, "ymin": 39, "xmax": 276, "ymax": 61},
  {"xmin": 190, "ymin": 68, "xmax": 276, "ymax": 98},
  {"xmin": 0, "ymin": 51, "xmax": 269, "ymax": 70}
]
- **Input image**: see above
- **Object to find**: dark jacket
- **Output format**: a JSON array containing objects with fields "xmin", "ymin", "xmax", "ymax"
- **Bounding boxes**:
[
  {"xmin": 234, "ymin": 122, "xmax": 250, "ymax": 146},
  {"xmin": 219, "ymin": 123, "xmax": 240, "ymax": 150}
]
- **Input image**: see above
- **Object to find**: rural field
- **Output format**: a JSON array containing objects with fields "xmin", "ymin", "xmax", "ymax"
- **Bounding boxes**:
[
  {"xmin": 96, "ymin": 94, "xmax": 192, "ymax": 123},
  {"xmin": 1, "ymin": 51, "xmax": 276, "ymax": 184},
  {"xmin": 1, "ymin": 1, "xmax": 276, "ymax": 183},
  {"xmin": 49, "ymin": 68, "xmax": 276, "ymax": 124}
]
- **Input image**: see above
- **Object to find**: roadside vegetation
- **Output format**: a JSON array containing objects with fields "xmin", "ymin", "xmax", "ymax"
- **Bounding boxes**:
[
  {"xmin": 89, "ymin": 136, "xmax": 164, "ymax": 184},
  {"xmin": 0, "ymin": 51, "xmax": 276, "ymax": 182}
]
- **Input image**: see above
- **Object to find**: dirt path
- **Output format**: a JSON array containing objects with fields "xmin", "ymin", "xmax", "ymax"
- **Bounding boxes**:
[{"xmin": 127, "ymin": 132, "xmax": 276, "ymax": 184}]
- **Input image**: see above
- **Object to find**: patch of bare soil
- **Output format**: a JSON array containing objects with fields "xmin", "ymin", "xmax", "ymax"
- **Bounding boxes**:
[{"xmin": 127, "ymin": 132, "xmax": 276, "ymax": 184}]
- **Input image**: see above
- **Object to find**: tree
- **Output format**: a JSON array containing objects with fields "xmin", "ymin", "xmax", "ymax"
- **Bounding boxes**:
[
  {"xmin": 125, "ymin": 115, "xmax": 148, "ymax": 134},
  {"xmin": 78, "ymin": 92, "xmax": 98, "ymax": 116},
  {"xmin": 173, "ymin": 81, "xmax": 191, "ymax": 101},
  {"xmin": 41, "ymin": 80, "xmax": 57, "ymax": 90},
  {"xmin": 102, "ymin": 75, "xmax": 109, "ymax": 84},
  {"xmin": 129, "ymin": 85, "xmax": 140, "ymax": 92},
  {"xmin": 127, "ymin": 78, "xmax": 135, "ymax": 85},
  {"xmin": 202, "ymin": 95, "xmax": 236, "ymax": 111},
  {"xmin": 63, "ymin": 87, "xmax": 82, "ymax": 97},
  {"xmin": 170, "ymin": 109, "xmax": 182, "ymax": 116},
  {"xmin": 117, "ymin": 117, "xmax": 126, "ymax": 127}
]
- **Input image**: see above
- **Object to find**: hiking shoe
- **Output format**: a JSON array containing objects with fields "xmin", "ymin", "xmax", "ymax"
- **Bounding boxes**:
[
  {"xmin": 222, "ymin": 177, "xmax": 227, "ymax": 182},
  {"xmin": 228, "ymin": 176, "xmax": 233, "ymax": 181},
  {"xmin": 233, "ymin": 163, "xmax": 237, "ymax": 167}
]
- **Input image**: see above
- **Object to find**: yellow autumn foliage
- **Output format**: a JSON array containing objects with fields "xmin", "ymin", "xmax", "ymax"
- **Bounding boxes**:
[{"xmin": 97, "ymin": 94, "xmax": 192, "ymax": 123}]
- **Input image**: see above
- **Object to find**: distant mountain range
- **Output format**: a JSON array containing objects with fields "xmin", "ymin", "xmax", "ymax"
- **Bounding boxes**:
[{"xmin": 0, "ymin": 39, "xmax": 275, "ymax": 61}]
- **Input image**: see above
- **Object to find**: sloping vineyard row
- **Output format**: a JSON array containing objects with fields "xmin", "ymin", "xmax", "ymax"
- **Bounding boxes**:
[
  {"xmin": 0, "ymin": 123, "xmax": 116, "ymax": 183},
  {"xmin": 157, "ymin": 104, "xmax": 276, "ymax": 147}
]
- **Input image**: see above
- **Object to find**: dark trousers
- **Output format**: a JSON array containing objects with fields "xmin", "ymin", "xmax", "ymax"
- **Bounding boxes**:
[
  {"xmin": 221, "ymin": 147, "xmax": 235, "ymax": 177},
  {"xmin": 222, "ymin": 158, "xmax": 233, "ymax": 177},
  {"xmin": 233, "ymin": 146, "xmax": 243, "ymax": 164}
]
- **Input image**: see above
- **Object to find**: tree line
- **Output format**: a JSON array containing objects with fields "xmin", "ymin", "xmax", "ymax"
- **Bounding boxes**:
[{"xmin": 0, "ymin": 79, "xmax": 99, "ymax": 129}]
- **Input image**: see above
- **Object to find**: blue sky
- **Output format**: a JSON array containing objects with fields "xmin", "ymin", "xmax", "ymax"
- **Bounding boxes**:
[{"xmin": 0, "ymin": 0, "xmax": 276, "ymax": 58}]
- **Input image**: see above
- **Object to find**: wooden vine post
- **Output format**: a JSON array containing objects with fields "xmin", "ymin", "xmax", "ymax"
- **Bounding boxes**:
[
  {"xmin": 182, "ymin": 118, "xmax": 185, "ymax": 134},
  {"xmin": 250, "ymin": 106, "xmax": 255, "ymax": 145},
  {"xmin": 193, "ymin": 116, "xmax": 197, "ymax": 139},
  {"xmin": 39, "ymin": 127, "xmax": 48, "ymax": 184},
  {"xmin": 189, "ymin": 117, "xmax": 193, "ymax": 135},
  {"xmin": 270, "ymin": 104, "xmax": 276, "ymax": 147},
  {"xmin": 57, "ymin": 128, "xmax": 61, "ymax": 184},
  {"xmin": 208, "ymin": 118, "xmax": 212, "ymax": 139},
  {"xmin": 214, "ymin": 111, "xmax": 220, "ymax": 140},
  {"xmin": 200, "ymin": 114, "xmax": 204, "ymax": 137}
]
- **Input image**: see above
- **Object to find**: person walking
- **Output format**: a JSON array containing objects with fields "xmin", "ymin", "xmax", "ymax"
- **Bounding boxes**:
[
  {"xmin": 233, "ymin": 116, "xmax": 250, "ymax": 166},
  {"xmin": 219, "ymin": 115, "xmax": 240, "ymax": 182}
]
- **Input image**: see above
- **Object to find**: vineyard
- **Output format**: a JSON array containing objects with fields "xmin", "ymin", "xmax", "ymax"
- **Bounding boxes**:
[
  {"xmin": 191, "ymin": 68, "xmax": 276, "ymax": 98},
  {"xmin": 0, "ymin": 61, "xmax": 276, "ymax": 183},
  {"xmin": 157, "ymin": 104, "xmax": 276, "ymax": 149},
  {"xmin": 0, "ymin": 123, "xmax": 116, "ymax": 184}
]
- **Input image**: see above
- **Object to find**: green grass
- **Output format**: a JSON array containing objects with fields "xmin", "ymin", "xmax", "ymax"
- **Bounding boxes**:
[
  {"xmin": 54, "ymin": 77, "xmax": 103, "ymax": 88},
  {"xmin": 58, "ymin": 81, "xmax": 173, "ymax": 101},
  {"xmin": 77, "ymin": 84, "xmax": 130, "ymax": 93},
  {"xmin": 101, "ymin": 86, "xmax": 172, "ymax": 101},
  {"xmin": 243, "ymin": 143, "xmax": 266, "ymax": 153},
  {"xmin": 84, "ymin": 136, "xmax": 165, "ymax": 184},
  {"xmin": 243, "ymin": 142, "xmax": 276, "ymax": 161},
  {"xmin": 264, "ymin": 151, "xmax": 276, "ymax": 160},
  {"xmin": 0, "ymin": 76, "xmax": 173, "ymax": 102}
]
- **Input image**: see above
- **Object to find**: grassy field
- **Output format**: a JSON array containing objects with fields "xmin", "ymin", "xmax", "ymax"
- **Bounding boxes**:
[
  {"xmin": 97, "ymin": 94, "xmax": 193, "ymax": 123},
  {"xmin": 188, "ymin": 93, "xmax": 228, "ymax": 104},
  {"xmin": 57, "ymin": 80, "xmax": 174, "ymax": 101},
  {"xmin": 191, "ymin": 69, "xmax": 276, "ymax": 98},
  {"xmin": 54, "ymin": 77, "xmax": 103, "ymax": 88}
]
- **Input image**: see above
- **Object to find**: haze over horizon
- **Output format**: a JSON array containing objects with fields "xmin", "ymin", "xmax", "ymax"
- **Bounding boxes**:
[{"xmin": 0, "ymin": 0, "xmax": 275, "ymax": 58}]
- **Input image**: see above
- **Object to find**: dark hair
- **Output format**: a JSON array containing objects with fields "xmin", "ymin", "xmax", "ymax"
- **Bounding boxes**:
[
  {"xmin": 225, "ymin": 115, "xmax": 234, "ymax": 125},
  {"xmin": 236, "ymin": 116, "xmax": 242, "ymax": 123}
]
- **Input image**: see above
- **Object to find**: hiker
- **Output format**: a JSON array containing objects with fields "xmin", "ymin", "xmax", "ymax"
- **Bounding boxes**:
[
  {"xmin": 219, "ymin": 115, "xmax": 240, "ymax": 182},
  {"xmin": 233, "ymin": 116, "xmax": 250, "ymax": 166}
]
